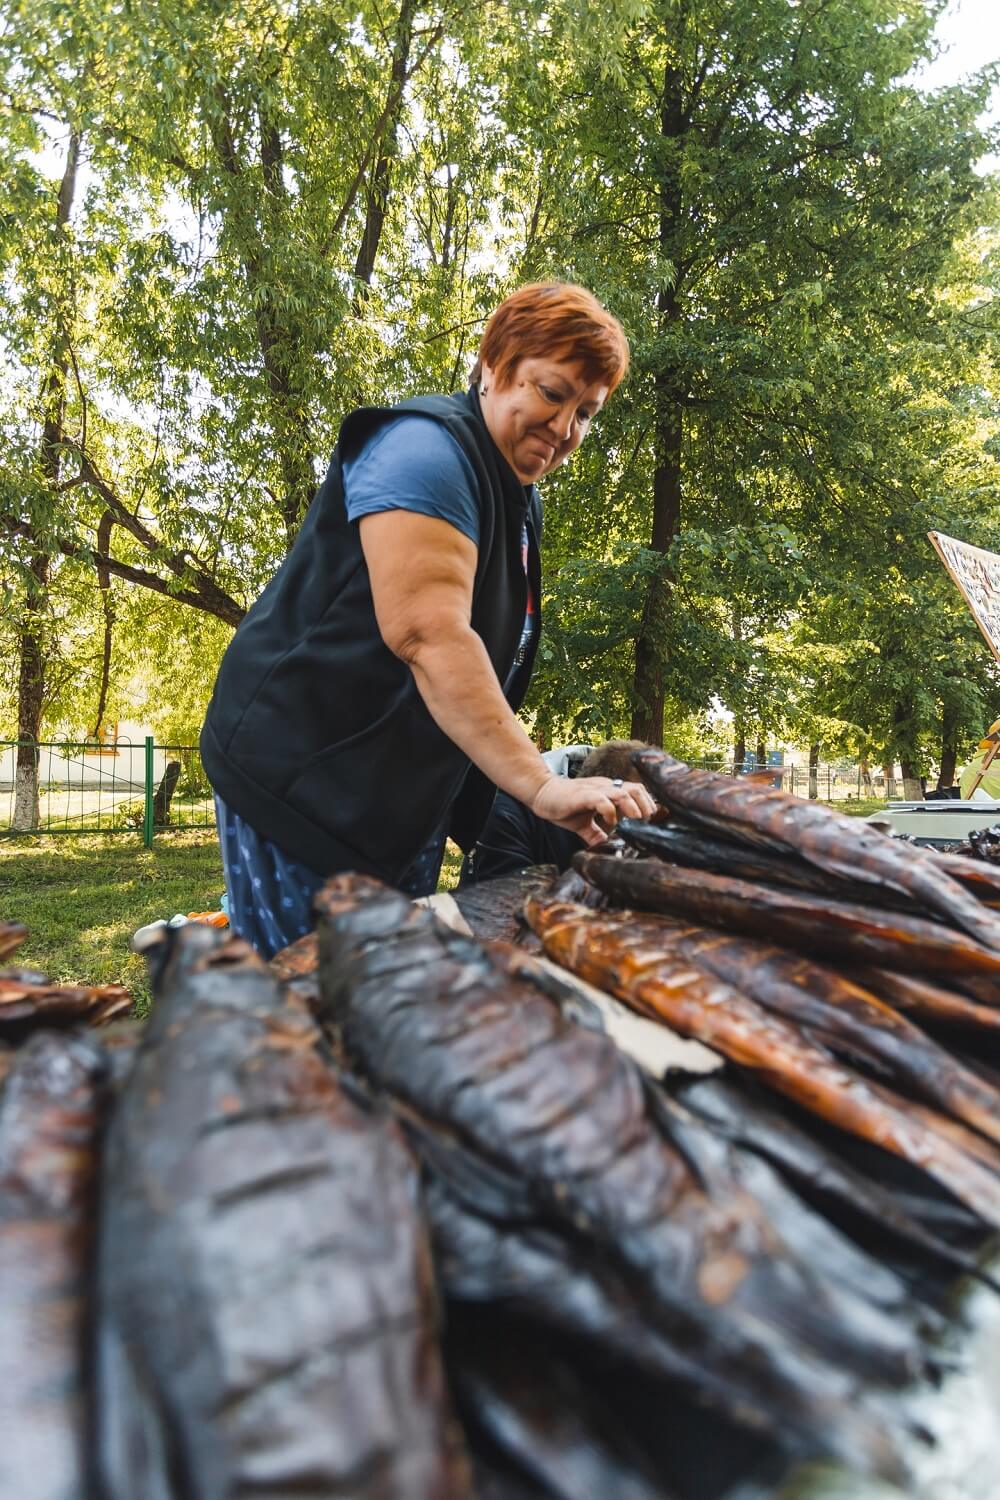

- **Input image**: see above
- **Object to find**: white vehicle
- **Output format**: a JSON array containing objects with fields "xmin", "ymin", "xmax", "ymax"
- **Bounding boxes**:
[{"xmin": 866, "ymin": 800, "xmax": 1000, "ymax": 847}]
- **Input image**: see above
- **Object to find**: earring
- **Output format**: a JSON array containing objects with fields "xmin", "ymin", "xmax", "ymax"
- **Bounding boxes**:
[{"xmin": 481, "ymin": 385, "xmax": 488, "ymax": 395}]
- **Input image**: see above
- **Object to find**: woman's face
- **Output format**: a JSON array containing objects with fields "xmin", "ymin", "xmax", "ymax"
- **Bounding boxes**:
[{"xmin": 480, "ymin": 355, "xmax": 609, "ymax": 484}]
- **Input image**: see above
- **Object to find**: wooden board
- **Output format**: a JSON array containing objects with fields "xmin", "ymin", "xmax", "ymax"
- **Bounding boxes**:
[{"xmin": 929, "ymin": 530, "xmax": 1000, "ymax": 665}]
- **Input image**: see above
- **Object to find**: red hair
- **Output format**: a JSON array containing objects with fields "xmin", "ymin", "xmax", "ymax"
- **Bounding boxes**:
[{"xmin": 471, "ymin": 282, "xmax": 629, "ymax": 394}]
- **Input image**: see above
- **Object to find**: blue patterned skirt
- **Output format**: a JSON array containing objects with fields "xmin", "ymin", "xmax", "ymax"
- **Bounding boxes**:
[{"xmin": 214, "ymin": 796, "xmax": 447, "ymax": 959}]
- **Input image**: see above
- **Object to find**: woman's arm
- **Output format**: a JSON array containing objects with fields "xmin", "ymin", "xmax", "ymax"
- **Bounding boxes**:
[{"xmin": 359, "ymin": 510, "xmax": 654, "ymax": 843}]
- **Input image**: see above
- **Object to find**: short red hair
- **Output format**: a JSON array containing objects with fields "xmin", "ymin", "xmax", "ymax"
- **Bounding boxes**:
[{"xmin": 471, "ymin": 282, "xmax": 629, "ymax": 394}]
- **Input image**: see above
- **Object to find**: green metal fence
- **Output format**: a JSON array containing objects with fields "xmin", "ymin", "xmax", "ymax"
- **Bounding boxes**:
[{"xmin": 0, "ymin": 739, "xmax": 215, "ymax": 844}]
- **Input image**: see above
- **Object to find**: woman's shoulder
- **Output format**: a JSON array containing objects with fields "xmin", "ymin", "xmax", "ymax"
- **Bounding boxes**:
[{"xmin": 347, "ymin": 411, "xmax": 476, "ymax": 485}]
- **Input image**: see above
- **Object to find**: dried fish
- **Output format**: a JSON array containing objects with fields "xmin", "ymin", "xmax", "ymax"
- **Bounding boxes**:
[
  {"xmin": 671, "ymin": 1071, "xmax": 999, "ymax": 1295},
  {"xmin": 417, "ymin": 1138, "xmax": 868, "ymax": 1414},
  {"xmin": 568, "ymin": 905, "xmax": 1000, "ymax": 1147},
  {"xmin": 525, "ymin": 889, "xmax": 1000, "ymax": 1229},
  {"xmin": 618, "ymin": 818, "xmax": 912, "ymax": 910},
  {"xmin": 647, "ymin": 1086, "xmax": 933, "ymax": 1378},
  {"xmin": 316, "ymin": 874, "xmax": 917, "ymax": 1478},
  {"xmin": 268, "ymin": 929, "xmax": 322, "ymax": 1009},
  {"xmin": 0, "ymin": 921, "xmax": 27, "ymax": 961},
  {"xmin": 450, "ymin": 867, "xmax": 557, "ymax": 945},
  {"xmin": 951, "ymin": 824, "xmax": 1000, "ymax": 865},
  {"xmin": 449, "ymin": 1327, "xmax": 677, "ymax": 1500},
  {"xmin": 856, "ymin": 968, "xmax": 1000, "ymax": 1033},
  {"xmin": 0, "ymin": 1031, "xmax": 107, "ymax": 1500},
  {"xmin": 927, "ymin": 847, "xmax": 1000, "ymax": 907},
  {"xmin": 575, "ymin": 850, "xmax": 1000, "ymax": 996},
  {"xmin": 0, "ymin": 974, "xmax": 131, "ymax": 1043},
  {"xmin": 633, "ymin": 750, "xmax": 1000, "ymax": 951},
  {"xmin": 96, "ymin": 923, "xmax": 469, "ymax": 1500}
]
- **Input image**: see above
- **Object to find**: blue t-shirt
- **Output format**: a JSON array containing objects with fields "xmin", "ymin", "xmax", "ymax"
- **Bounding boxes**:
[
  {"xmin": 343, "ymin": 415, "xmax": 536, "ymax": 686},
  {"xmin": 343, "ymin": 415, "xmax": 482, "ymax": 544}
]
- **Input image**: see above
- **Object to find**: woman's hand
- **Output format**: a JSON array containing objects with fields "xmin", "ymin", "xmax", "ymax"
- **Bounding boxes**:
[{"xmin": 531, "ymin": 776, "xmax": 656, "ymax": 846}]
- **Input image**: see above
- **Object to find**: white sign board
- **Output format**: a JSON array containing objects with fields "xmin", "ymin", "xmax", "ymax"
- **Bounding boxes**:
[{"xmin": 929, "ymin": 530, "xmax": 1000, "ymax": 666}]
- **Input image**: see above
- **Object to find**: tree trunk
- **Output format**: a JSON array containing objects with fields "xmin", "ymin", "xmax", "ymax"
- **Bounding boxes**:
[
  {"xmin": 883, "ymin": 762, "xmax": 897, "ymax": 799},
  {"xmin": 808, "ymin": 743, "xmax": 819, "ymax": 800},
  {"xmin": 900, "ymin": 758, "xmax": 923, "ymax": 802},
  {"xmin": 892, "ymin": 702, "xmax": 922, "ymax": 801},
  {"xmin": 732, "ymin": 724, "xmax": 746, "ymax": 777},
  {"xmin": 755, "ymin": 739, "xmax": 766, "ymax": 772},
  {"xmin": 354, "ymin": 0, "xmax": 418, "ymax": 289},
  {"xmin": 153, "ymin": 761, "xmax": 182, "ymax": 826},
  {"xmin": 89, "ymin": 510, "xmax": 115, "ymax": 740},
  {"xmin": 630, "ymin": 62, "xmax": 684, "ymax": 747},
  {"xmin": 936, "ymin": 747, "xmax": 957, "ymax": 793},
  {"xmin": 860, "ymin": 756, "xmax": 873, "ymax": 795},
  {"xmin": 11, "ymin": 563, "xmax": 47, "ymax": 831},
  {"xmin": 937, "ymin": 700, "xmax": 959, "ymax": 791},
  {"xmin": 11, "ymin": 131, "xmax": 79, "ymax": 832}
]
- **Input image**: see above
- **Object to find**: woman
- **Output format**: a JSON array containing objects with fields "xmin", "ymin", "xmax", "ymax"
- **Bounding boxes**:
[{"xmin": 201, "ymin": 282, "xmax": 655, "ymax": 956}]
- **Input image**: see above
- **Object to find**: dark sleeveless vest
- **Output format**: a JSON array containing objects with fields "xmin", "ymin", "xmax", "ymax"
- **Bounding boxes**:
[{"xmin": 200, "ymin": 389, "xmax": 542, "ymax": 882}]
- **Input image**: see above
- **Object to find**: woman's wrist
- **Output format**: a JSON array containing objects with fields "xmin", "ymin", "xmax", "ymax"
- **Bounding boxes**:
[{"xmin": 507, "ymin": 762, "xmax": 556, "ymax": 811}]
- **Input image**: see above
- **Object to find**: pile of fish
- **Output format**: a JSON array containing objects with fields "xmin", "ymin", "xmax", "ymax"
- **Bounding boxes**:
[
  {"xmin": 531, "ymin": 752, "xmax": 1000, "ymax": 1220},
  {"xmin": 954, "ymin": 823, "xmax": 1000, "ymax": 864},
  {"xmin": 3, "ymin": 758, "xmax": 1000, "ymax": 1498}
]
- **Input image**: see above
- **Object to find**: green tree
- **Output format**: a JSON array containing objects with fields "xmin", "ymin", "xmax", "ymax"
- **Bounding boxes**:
[
  {"xmin": 497, "ymin": 0, "xmax": 999, "ymax": 752},
  {"xmin": 0, "ymin": 0, "xmax": 510, "ymax": 778},
  {"xmin": 2, "ymin": 0, "xmax": 998, "ymax": 792}
]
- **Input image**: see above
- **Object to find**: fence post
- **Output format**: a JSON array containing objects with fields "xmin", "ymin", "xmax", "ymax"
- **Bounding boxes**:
[{"xmin": 143, "ymin": 737, "xmax": 155, "ymax": 848}]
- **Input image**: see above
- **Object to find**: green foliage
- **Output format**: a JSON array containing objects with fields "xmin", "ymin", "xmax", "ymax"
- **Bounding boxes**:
[
  {"xmin": 114, "ymin": 800, "xmax": 145, "ymax": 831},
  {"xmin": 503, "ymin": 0, "xmax": 1000, "ymax": 757},
  {"xmin": 0, "ymin": 0, "xmax": 997, "ymax": 771}
]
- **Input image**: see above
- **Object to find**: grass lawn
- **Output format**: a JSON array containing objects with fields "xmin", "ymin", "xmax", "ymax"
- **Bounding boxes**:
[
  {"xmin": 837, "ymin": 798, "xmax": 890, "ymax": 818},
  {"xmin": 1, "ymin": 830, "xmax": 226, "ymax": 1015}
]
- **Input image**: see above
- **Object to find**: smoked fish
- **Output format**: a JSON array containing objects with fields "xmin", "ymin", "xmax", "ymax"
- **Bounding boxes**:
[
  {"xmin": 0, "ymin": 1031, "xmax": 107, "ymax": 1500},
  {"xmin": 0, "ymin": 921, "xmax": 27, "ymax": 961},
  {"xmin": 418, "ymin": 1135, "xmax": 918, "ymax": 1410},
  {"xmin": 575, "ymin": 850, "xmax": 1000, "ymax": 996},
  {"xmin": 317, "ymin": 874, "xmax": 916, "ymax": 1478},
  {"xmin": 96, "ymin": 922, "xmax": 470, "ymax": 1500},
  {"xmin": 633, "ymin": 750, "xmax": 1000, "ymax": 951},
  {"xmin": 0, "ymin": 974, "xmax": 130, "ymax": 1043},
  {"xmin": 647, "ymin": 1087, "xmax": 932, "ymax": 1378},
  {"xmin": 621, "ymin": 818, "xmax": 1000, "ymax": 916},
  {"xmin": 855, "ymin": 968, "xmax": 1000, "ymax": 1033},
  {"xmin": 565, "ymin": 904, "xmax": 1000, "ymax": 1147},
  {"xmin": 927, "ymin": 848, "xmax": 1000, "ymax": 907},
  {"xmin": 525, "ymin": 890, "xmax": 1000, "ymax": 1229},
  {"xmin": 618, "ymin": 818, "xmax": 912, "ymax": 910},
  {"xmin": 449, "ymin": 1326, "xmax": 678, "ymax": 1500},
  {"xmin": 671, "ymin": 1072, "xmax": 1000, "ymax": 1295}
]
